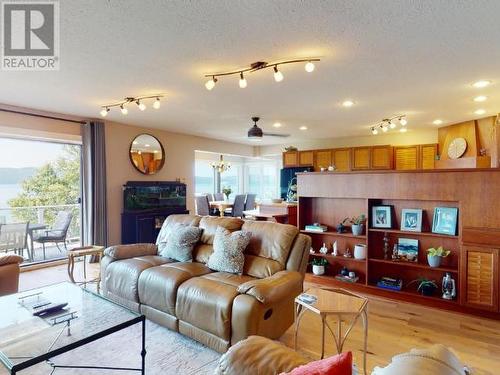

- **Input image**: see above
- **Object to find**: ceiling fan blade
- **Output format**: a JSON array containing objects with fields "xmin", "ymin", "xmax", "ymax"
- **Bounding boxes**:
[{"xmin": 263, "ymin": 133, "xmax": 290, "ymax": 138}]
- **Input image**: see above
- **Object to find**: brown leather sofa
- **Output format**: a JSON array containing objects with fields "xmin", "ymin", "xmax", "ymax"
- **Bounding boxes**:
[
  {"xmin": 0, "ymin": 254, "xmax": 23, "ymax": 296},
  {"xmin": 101, "ymin": 214, "xmax": 311, "ymax": 353}
]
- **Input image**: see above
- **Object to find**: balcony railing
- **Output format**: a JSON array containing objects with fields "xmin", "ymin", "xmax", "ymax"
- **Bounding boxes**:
[{"xmin": 0, "ymin": 203, "xmax": 81, "ymax": 264}]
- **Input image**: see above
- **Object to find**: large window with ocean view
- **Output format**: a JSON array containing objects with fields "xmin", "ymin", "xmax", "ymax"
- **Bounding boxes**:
[{"xmin": 0, "ymin": 137, "xmax": 82, "ymax": 265}]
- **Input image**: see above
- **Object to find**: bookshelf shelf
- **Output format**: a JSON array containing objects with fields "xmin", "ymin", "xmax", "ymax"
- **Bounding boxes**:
[
  {"xmin": 368, "ymin": 258, "xmax": 458, "ymax": 273},
  {"xmin": 300, "ymin": 230, "xmax": 366, "ymax": 240},
  {"xmin": 310, "ymin": 253, "xmax": 366, "ymax": 263},
  {"xmin": 368, "ymin": 228, "xmax": 459, "ymax": 240}
]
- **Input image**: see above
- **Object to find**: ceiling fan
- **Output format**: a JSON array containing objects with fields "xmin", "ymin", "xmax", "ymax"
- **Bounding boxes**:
[{"xmin": 247, "ymin": 117, "xmax": 290, "ymax": 140}]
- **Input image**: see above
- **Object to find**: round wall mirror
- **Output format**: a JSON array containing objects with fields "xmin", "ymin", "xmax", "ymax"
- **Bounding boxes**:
[{"xmin": 129, "ymin": 134, "xmax": 165, "ymax": 175}]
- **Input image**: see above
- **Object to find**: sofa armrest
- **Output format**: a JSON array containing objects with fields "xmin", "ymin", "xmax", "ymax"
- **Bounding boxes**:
[
  {"xmin": 0, "ymin": 254, "xmax": 23, "ymax": 266},
  {"xmin": 104, "ymin": 243, "xmax": 158, "ymax": 260},
  {"xmin": 237, "ymin": 270, "xmax": 302, "ymax": 304},
  {"xmin": 215, "ymin": 336, "xmax": 307, "ymax": 375}
]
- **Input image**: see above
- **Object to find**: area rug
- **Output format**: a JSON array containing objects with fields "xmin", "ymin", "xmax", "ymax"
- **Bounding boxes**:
[{"xmin": 0, "ymin": 321, "xmax": 220, "ymax": 375}]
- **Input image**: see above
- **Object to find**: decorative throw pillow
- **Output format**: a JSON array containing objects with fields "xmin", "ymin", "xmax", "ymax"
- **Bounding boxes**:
[
  {"xmin": 280, "ymin": 352, "xmax": 352, "ymax": 375},
  {"xmin": 157, "ymin": 223, "xmax": 202, "ymax": 262},
  {"xmin": 207, "ymin": 226, "xmax": 251, "ymax": 274}
]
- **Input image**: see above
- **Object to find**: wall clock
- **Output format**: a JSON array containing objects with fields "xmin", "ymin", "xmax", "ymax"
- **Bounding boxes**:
[{"xmin": 447, "ymin": 137, "xmax": 467, "ymax": 159}]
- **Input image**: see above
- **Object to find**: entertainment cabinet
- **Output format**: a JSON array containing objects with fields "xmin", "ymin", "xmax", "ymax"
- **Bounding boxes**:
[{"xmin": 297, "ymin": 169, "xmax": 500, "ymax": 317}]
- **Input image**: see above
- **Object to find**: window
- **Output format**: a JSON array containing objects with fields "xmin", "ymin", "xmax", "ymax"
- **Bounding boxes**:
[
  {"xmin": 244, "ymin": 160, "xmax": 279, "ymax": 200},
  {"xmin": 220, "ymin": 165, "xmax": 240, "ymax": 199},
  {"xmin": 194, "ymin": 159, "xmax": 215, "ymax": 195}
]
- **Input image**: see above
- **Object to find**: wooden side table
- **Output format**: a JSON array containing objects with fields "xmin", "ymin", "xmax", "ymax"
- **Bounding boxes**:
[
  {"xmin": 294, "ymin": 287, "xmax": 368, "ymax": 374},
  {"xmin": 67, "ymin": 246, "xmax": 105, "ymax": 293}
]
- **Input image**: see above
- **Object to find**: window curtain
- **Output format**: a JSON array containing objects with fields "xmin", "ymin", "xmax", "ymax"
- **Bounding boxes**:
[{"xmin": 81, "ymin": 121, "xmax": 108, "ymax": 255}]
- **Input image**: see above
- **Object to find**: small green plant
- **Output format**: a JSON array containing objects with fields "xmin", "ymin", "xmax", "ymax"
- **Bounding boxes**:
[
  {"xmin": 222, "ymin": 186, "xmax": 232, "ymax": 199},
  {"xmin": 310, "ymin": 257, "xmax": 328, "ymax": 267},
  {"xmin": 408, "ymin": 277, "xmax": 438, "ymax": 293},
  {"xmin": 344, "ymin": 214, "xmax": 366, "ymax": 225},
  {"xmin": 427, "ymin": 246, "xmax": 450, "ymax": 257}
]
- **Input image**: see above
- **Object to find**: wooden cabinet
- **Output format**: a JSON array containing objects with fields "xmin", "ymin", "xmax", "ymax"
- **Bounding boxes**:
[
  {"xmin": 394, "ymin": 146, "xmax": 420, "ymax": 170},
  {"xmin": 462, "ymin": 246, "xmax": 499, "ymax": 311},
  {"xmin": 298, "ymin": 150, "xmax": 314, "ymax": 166},
  {"xmin": 283, "ymin": 151, "xmax": 298, "ymax": 167},
  {"xmin": 314, "ymin": 149, "xmax": 332, "ymax": 171},
  {"xmin": 371, "ymin": 146, "xmax": 393, "ymax": 169},
  {"xmin": 352, "ymin": 147, "xmax": 371, "ymax": 170},
  {"xmin": 421, "ymin": 144, "xmax": 438, "ymax": 170},
  {"xmin": 332, "ymin": 148, "xmax": 351, "ymax": 171}
]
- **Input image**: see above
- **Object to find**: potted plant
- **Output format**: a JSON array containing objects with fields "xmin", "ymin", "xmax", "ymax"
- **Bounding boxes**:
[
  {"xmin": 346, "ymin": 214, "xmax": 366, "ymax": 236},
  {"xmin": 408, "ymin": 277, "xmax": 438, "ymax": 296},
  {"xmin": 336, "ymin": 218, "xmax": 349, "ymax": 233},
  {"xmin": 426, "ymin": 246, "xmax": 450, "ymax": 268},
  {"xmin": 222, "ymin": 186, "xmax": 232, "ymax": 201},
  {"xmin": 310, "ymin": 257, "xmax": 328, "ymax": 275}
]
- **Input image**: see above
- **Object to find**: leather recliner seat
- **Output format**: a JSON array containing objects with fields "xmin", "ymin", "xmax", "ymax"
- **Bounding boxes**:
[{"xmin": 101, "ymin": 214, "xmax": 311, "ymax": 352}]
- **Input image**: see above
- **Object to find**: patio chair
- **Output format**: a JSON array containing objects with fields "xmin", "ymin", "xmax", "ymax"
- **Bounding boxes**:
[
  {"xmin": 33, "ymin": 211, "xmax": 73, "ymax": 260},
  {"xmin": 0, "ymin": 223, "xmax": 29, "ymax": 260}
]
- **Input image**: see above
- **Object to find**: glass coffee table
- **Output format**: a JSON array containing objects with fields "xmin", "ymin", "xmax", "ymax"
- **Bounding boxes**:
[{"xmin": 0, "ymin": 282, "xmax": 146, "ymax": 374}]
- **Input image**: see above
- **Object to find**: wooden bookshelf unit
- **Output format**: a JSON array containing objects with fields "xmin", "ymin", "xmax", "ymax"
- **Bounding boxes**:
[{"xmin": 298, "ymin": 169, "xmax": 500, "ymax": 318}]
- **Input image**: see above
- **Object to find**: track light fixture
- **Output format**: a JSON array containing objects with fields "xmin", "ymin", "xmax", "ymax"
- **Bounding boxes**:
[
  {"xmin": 99, "ymin": 95, "xmax": 164, "ymax": 117},
  {"xmin": 204, "ymin": 57, "xmax": 320, "ymax": 90},
  {"xmin": 370, "ymin": 114, "xmax": 408, "ymax": 135}
]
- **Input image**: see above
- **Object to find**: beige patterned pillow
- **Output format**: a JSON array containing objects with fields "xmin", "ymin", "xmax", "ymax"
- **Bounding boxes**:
[
  {"xmin": 207, "ymin": 226, "xmax": 251, "ymax": 274},
  {"xmin": 158, "ymin": 223, "xmax": 202, "ymax": 262}
]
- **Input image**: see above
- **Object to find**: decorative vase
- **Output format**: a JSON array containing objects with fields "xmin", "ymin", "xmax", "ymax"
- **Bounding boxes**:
[
  {"xmin": 312, "ymin": 265, "xmax": 325, "ymax": 275},
  {"xmin": 336, "ymin": 224, "xmax": 345, "ymax": 233},
  {"xmin": 354, "ymin": 244, "xmax": 367, "ymax": 260},
  {"xmin": 351, "ymin": 224, "xmax": 364, "ymax": 236},
  {"xmin": 427, "ymin": 255, "xmax": 442, "ymax": 268},
  {"xmin": 340, "ymin": 267, "xmax": 349, "ymax": 276},
  {"xmin": 420, "ymin": 284, "xmax": 436, "ymax": 296}
]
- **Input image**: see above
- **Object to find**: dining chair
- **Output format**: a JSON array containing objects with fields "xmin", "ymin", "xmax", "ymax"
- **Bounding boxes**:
[
  {"xmin": 0, "ymin": 222, "xmax": 29, "ymax": 260},
  {"xmin": 214, "ymin": 193, "xmax": 224, "ymax": 201},
  {"xmin": 228, "ymin": 194, "xmax": 246, "ymax": 218},
  {"xmin": 205, "ymin": 193, "xmax": 215, "ymax": 202},
  {"xmin": 245, "ymin": 194, "xmax": 257, "ymax": 210},
  {"xmin": 33, "ymin": 211, "xmax": 73, "ymax": 259},
  {"xmin": 195, "ymin": 195, "xmax": 211, "ymax": 216}
]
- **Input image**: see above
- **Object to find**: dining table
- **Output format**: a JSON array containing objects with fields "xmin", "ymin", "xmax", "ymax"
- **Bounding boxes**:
[{"xmin": 209, "ymin": 200, "xmax": 234, "ymax": 217}]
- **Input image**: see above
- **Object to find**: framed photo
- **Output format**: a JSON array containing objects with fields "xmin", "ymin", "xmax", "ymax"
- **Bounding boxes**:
[
  {"xmin": 372, "ymin": 205, "xmax": 393, "ymax": 229},
  {"xmin": 397, "ymin": 238, "xmax": 419, "ymax": 262},
  {"xmin": 400, "ymin": 209, "xmax": 423, "ymax": 232},
  {"xmin": 432, "ymin": 207, "xmax": 458, "ymax": 236}
]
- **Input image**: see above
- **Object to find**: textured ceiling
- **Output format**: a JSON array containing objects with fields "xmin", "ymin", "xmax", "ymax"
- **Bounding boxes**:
[{"xmin": 1, "ymin": 0, "xmax": 499, "ymax": 145}]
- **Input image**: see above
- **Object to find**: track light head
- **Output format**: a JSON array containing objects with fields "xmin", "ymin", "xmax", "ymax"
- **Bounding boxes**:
[
  {"xmin": 389, "ymin": 121, "xmax": 396, "ymax": 129},
  {"xmin": 153, "ymin": 97, "xmax": 161, "ymax": 109},
  {"xmin": 136, "ymin": 100, "xmax": 146, "ymax": 111},
  {"xmin": 239, "ymin": 72, "xmax": 247, "ymax": 88},
  {"xmin": 273, "ymin": 65, "xmax": 284, "ymax": 82},
  {"xmin": 205, "ymin": 76, "xmax": 217, "ymax": 90},
  {"xmin": 305, "ymin": 61, "xmax": 315, "ymax": 73},
  {"xmin": 100, "ymin": 107, "xmax": 109, "ymax": 117},
  {"xmin": 381, "ymin": 124, "xmax": 388, "ymax": 132},
  {"xmin": 399, "ymin": 117, "xmax": 407, "ymax": 126},
  {"xmin": 120, "ymin": 105, "xmax": 128, "ymax": 115}
]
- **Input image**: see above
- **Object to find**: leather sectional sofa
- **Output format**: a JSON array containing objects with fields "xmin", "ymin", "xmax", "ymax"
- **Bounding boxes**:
[
  {"xmin": 0, "ymin": 254, "xmax": 23, "ymax": 296},
  {"xmin": 101, "ymin": 214, "xmax": 311, "ymax": 352}
]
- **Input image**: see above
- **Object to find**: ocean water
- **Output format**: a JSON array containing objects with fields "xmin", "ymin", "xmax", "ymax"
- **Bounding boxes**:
[{"xmin": 0, "ymin": 184, "xmax": 21, "ymax": 222}]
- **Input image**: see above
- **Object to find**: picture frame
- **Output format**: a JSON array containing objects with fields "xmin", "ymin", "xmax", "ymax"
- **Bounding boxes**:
[
  {"xmin": 397, "ymin": 238, "xmax": 419, "ymax": 262},
  {"xmin": 400, "ymin": 209, "xmax": 423, "ymax": 232},
  {"xmin": 371, "ymin": 205, "xmax": 393, "ymax": 229},
  {"xmin": 432, "ymin": 207, "xmax": 458, "ymax": 236}
]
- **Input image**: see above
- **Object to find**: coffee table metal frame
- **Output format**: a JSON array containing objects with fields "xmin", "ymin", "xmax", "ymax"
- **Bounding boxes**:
[
  {"xmin": 294, "ymin": 287, "xmax": 368, "ymax": 374},
  {"xmin": 0, "ymin": 286, "xmax": 146, "ymax": 375}
]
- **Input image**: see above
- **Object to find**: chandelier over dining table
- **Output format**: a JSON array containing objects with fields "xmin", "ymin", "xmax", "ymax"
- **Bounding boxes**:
[{"xmin": 211, "ymin": 155, "xmax": 231, "ymax": 173}]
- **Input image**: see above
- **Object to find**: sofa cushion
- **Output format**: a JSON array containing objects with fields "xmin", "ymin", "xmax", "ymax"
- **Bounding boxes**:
[
  {"xmin": 103, "ymin": 256, "xmax": 172, "ymax": 303},
  {"xmin": 201, "ymin": 272, "xmax": 256, "ymax": 288},
  {"xmin": 372, "ymin": 344, "xmax": 468, "ymax": 375},
  {"xmin": 192, "ymin": 243, "xmax": 214, "ymax": 264},
  {"xmin": 176, "ymin": 276, "xmax": 241, "ymax": 340},
  {"xmin": 138, "ymin": 262, "xmax": 212, "ymax": 315},
  {"xmin": 243, "ymin": 255, "xmax": 283, "ymax": 279},
  {"xmin": 158, "ymin": 224, "xmax": 203, "ymax": 261},
  {"xmin": 281, "ymin": 352, "xmax": 352, "ymax": 375},
  {"xmin": 199, "ymin": 216, "xmax": 244, "ymax": 245},
  {"xmin": 241, "ymin": 221, "xmax": 298, "ymax": 278},
  {"xmin": 207, "ymin": 227, "xmax": 252, "ymax": 274}
]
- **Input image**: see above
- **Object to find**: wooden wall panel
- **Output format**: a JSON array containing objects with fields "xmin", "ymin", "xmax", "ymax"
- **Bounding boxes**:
[
  {"xmin": 333, "ymin": 149, "xmax": 351, "ymax": 171},
  {"xmin": 352, "ymin": 147, "xmax": 371, "ymax": 170},
  {"xmin": 371, "ymin": 146, "xmax": 393, "ymax": 169},
  {"xmin": 421, "ymin": 144, "xmax": 437, "ymax": 169},
  {"xmin": 394, "ymin": 146, "xmax": 419, "ymax": 170}
]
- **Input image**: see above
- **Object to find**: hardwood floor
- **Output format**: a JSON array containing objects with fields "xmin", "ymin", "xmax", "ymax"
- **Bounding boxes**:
[{"xmin": 19, "ymin": 266, "xmax": 500, "ymax": 374}]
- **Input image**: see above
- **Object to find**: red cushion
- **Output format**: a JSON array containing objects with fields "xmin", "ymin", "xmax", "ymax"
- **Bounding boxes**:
[{"xmin": 281, "ymin": 352, "xmax": 352, "ymax": 375}]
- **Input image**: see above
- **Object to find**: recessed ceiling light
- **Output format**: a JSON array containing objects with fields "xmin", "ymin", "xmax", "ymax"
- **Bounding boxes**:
[
  {"xmin": 433, "ymin": 119, "xmax": 443, "ymax": 125},
  {"xmin": 400, "ymin": 128, "xmax": 407, "ymax": 133},
  {"xmin": 273, "ymin": 122, "xmax": 282, "ymax": 128},
  {"xmin": 473, "ymin": 95, "xmax": 488, "ymax": 102},
  {"xmin": 474, "ymin": 109, "xmax": 486, "ymax": 115},
  {"xmin": 342, "ymin": 100, "xmax": 355, "ymax": 107},
  {"xmin": 472, "ymin": 80, "xmax": 491, "ymax": 88},
  {"xmin": 299, "ymin": 126, "xmax": 308, "ymax": 130}
]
